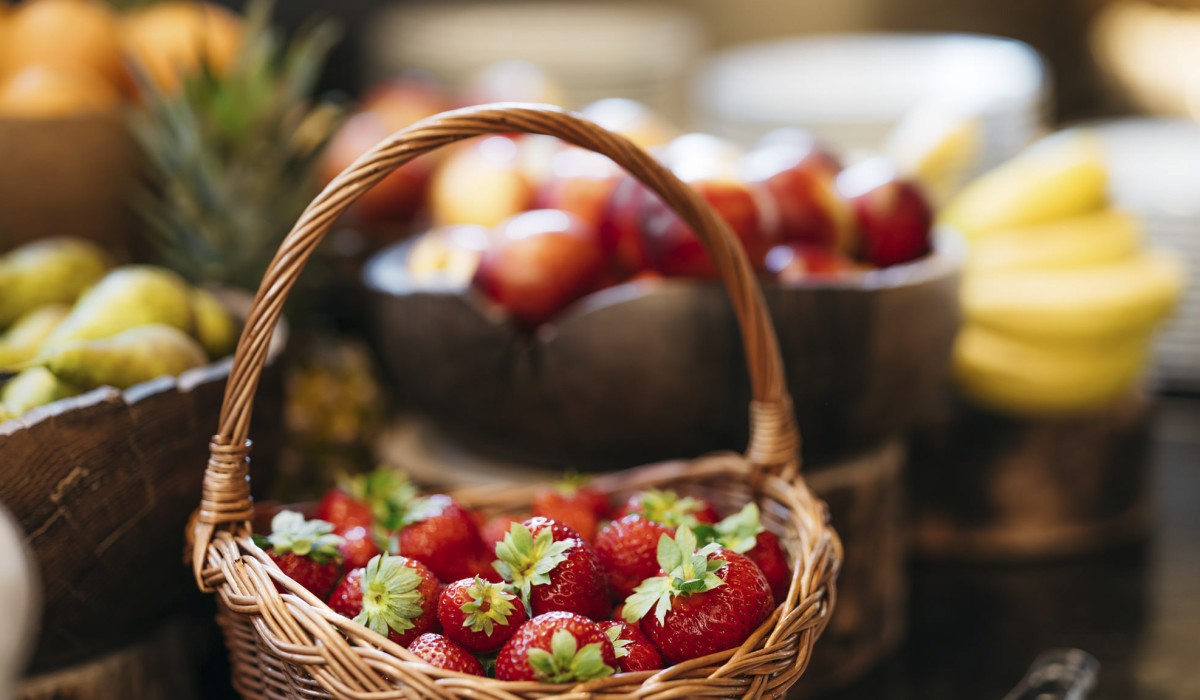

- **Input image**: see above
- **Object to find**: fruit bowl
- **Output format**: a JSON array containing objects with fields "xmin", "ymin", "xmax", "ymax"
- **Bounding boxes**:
[
  {"xmin": 0, "ymin": 114, "xmax": 138, "ymax": 258},
  {"xmin": 0, "ymin": 290, "xmax": 287, "ymax": 673},
  {"xmin": 363, "ymin": 233, "xmax": 962, "ymax": 469}
]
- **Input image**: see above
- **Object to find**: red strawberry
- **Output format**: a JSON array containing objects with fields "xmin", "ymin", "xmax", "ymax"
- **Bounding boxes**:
[
  {"xmin": 495, "ymin": 611, "xmax": 617, "ymax": 682},
  {"xmin": 494, "ymin": 517, "xmax": 610, "ymax": 620},
  {"xmin": 315, "ymin": 486, "xmax": 372, "ymax": 532},
  {"xmin": 532, "ymin": 479, "xmax": 609, "ymax": 542},
  {"xmin": 327, "ymin": 554, "xmax": 440, "ymax": 647},
  {"xmin": 622, "ymin": 528, "xmax": 773, "ymax": 664},
  {"xmin": 609, "ymin": 603, "xmax": 626, "ymax": 621},
  {"xmin": 438, "ymin": 576, "xmax": 528, "ymax": 653},
  {"xmin": 338, "ymin": 525, "xmax": 382, "ymax": 570},
  {"xmin": 396, "ymin": 495, "xmax": 493, "ymax": 582},
  {"xmin": 616, "ymin": 489, "xmax": 719, "ymax": 528},
  {"xmin": 482, "ymin": 513, "xmax": 526, "ymax": 549},
  {"xmin": 598, "ymin": 620, "xmax": 664, "ymax": 673},
  {"xmin": 257, "ymin": 510, "xmax": 345, "ymax": 599},
  {"xmin": 594, "ymin": 515, "xmax": 672, "ymax": 599},
  {"xmin": 710, "ymin": 503, "xmax": 791, "ymax": 604},
  {"xmin": 407, "ymin": 633, "xmax": 484, "ymax": 676}
]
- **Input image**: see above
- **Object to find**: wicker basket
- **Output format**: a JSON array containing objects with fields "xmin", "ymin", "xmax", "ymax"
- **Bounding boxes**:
[{"xmin": 188, "ymin": 105, "xmax": 842, "ymax": 699}]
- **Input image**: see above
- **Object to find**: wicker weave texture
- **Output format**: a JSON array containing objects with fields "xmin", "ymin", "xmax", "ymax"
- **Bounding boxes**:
[{"xmin": 190, "ymin": 105, "xmax": 842, "ymax": 699}]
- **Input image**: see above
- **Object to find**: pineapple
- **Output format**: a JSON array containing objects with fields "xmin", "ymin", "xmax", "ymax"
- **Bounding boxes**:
[{"xmin": 128, "ymin": 0, "xmax": 343, "ymax": 298}]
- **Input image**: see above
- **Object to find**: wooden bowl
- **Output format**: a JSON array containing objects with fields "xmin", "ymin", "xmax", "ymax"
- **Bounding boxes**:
[
  {"xmin": 0, "ymin": 292, "xmax": 287, "ymax": 673},
  {"xmin": 362, "ymin": 236, "xmax": 963, "ymax": 469},
  {"xmin": 0, "ymin": 114, "xmax": 138, "ymax": 258}
]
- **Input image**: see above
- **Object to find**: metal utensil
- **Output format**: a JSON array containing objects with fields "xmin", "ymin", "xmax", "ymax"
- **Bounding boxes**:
[{"xmin": 1003, "ymin": 649, "xmax": 1100, "ymax": 700}]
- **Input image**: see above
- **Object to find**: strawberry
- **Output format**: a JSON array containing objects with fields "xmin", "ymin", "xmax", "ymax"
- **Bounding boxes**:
[
  {"xmin": 598, "ymin": 620, "xmax": 664, "ymax": 673},
  {"xmin": 338, "ymin": 525, "xmax": 382, "ymax": 570},
  {"xmin": 407, "ymin": 633, "xmax": 484, "ymax": 676},
  {"xmin": 482, "ymin": 513, "xmax": 526, "ymax": 549},
  {"xmin": 616, "ymin": 489, "xmax": 719, "ymax": 528},
  {"xmin": 395, "ymin": 495, "xmax": 493, "ymax": 582},
  {"xmin": 495, "ymin": 611, "xmax": 617, "ymax": 682},
  {"xmin": 438, "ymin": 576, "xmax": 528, "ymax": 653},
  {"xmin": 594, "ymin": 515, "xmax": 672, "ymax": 599},
  {"xmin": 623, "ymin": 528, "xmax": 773, "ymax": 664},
  {"xmin": 710, "ymin": 503, "xmax": 791, "ymax": 604},
  {"xmin": 493, "ymin": 518, "xmax": 609, "ymax": 620},
  {"xmin": 256, "ymin": 510, "xmax": 344, "ymax": 599},
  {"xmin": 532, "ymin": 479, "xmax": 609, "ymax": 542},
  {"xmin": 327, "ymin": 554, "xmax": 439, "ymax": 647},
  {"xmin": 315, "ymin": 486, "xmax": 372, "ymax": 532}
]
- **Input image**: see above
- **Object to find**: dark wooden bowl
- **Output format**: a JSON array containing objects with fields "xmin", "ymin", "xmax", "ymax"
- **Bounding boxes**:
[
  {"xmin": 363, "ymin": 235, "xmax": 962, "ymax": 469},
  {"xmin": 0, "ymin": 115, "xmax": 139, "ymax": 259},
  {"xmin": 0, "ymin": 292, "xmax": 288, "ymax": 673}
]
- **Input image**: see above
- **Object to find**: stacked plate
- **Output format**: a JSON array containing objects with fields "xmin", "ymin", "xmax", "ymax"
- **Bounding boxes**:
[
  {"xmin": 692, "ymin": 33, "xmax": 1049, "ymax": 173},
  {"xmin": 362, "ymin": 1, "xmax": 704, "ymax": 121},
  {"xmin": 1093, "ymin": 118, "xmax": 1200, "ymax": 391}
]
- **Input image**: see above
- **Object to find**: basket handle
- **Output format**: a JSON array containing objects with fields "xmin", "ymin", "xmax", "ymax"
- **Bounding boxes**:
[{"xmin": 193, "ymin": 104, "xmax": 800, "ymax": 578}]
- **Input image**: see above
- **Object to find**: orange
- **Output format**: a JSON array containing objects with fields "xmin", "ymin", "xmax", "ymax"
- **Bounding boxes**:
[
  {"xmin": 4, "ymin": 0, "xmax": 125, "ymax": 91},
  {"xmin": 120, "ymin": 2, "xmax": 244, "ymax": 94},
  {"xmin": 0, "ymin": 63, "xmax": 119, "ymax": 118}
]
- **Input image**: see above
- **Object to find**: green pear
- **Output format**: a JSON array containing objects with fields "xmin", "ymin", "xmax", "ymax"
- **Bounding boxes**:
[
  {"xmin": 2, "ymin": 367, "xmax": 78, "ymax": 416},
  {"xmin": 44, "ymin": 266, "xmax": 193, "ymax": 346},
  {"xmin": 190, "ymin": 288, "xmax": 237, "ymax": 359},
  {"xmin": 0, "ymin": 305, "xmax": 70, "ymax": 369},
  {"xmin": 0, "ymin": 238, "xmax": 110, "ymax": 329},
  {"xmin": 40, "ymin": 324, "xmax": 208, "ymax": 390}
]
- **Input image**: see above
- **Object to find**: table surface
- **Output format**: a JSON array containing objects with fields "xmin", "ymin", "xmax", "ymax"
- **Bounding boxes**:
[
  {"xmin": 193, "ymin": 397, "xmax": 1200, "ymax": 699},
  {"xmin": 822, "ymin": 396, "xmax": 1200, "ymax": 700}
]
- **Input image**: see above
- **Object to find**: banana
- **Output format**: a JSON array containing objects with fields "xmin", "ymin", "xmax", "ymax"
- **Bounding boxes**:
[
  {"xmin": 941, "ymin": 130, "xmax": 1108, "ymax": 239},
  {"xmin": 963, "ymin": 250, "xmax": 1184, "ymax": 342},
  {"xmin": 967, "ymin": 209, "xmax": 1142, "ymax": 273},
  {"xmin": 954, "ymin": 324, "xmax": 1149, "ymax": 415}
]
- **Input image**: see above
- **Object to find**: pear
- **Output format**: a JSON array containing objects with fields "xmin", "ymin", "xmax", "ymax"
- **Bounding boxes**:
[
  {"xmin": 189, "ymin": 288, "xmax": 237, "ymax": 359},
  {"xmin": 39, "ymin": 324, "xmax": 208, "ymax": 391},
  {"xmin": 44, "ymin": 266, "xmax": 193, "ymax": 346},
  {"xmin": 0, "ymin": 238, "xmax": 110, "ymax": 329},
  {"xmin": 0, "ymin": 305, "xmax": 69, "ymax": 369},
  {"xmin": 1, "ymin": 367, "xmax": 78, "ymax": 416}
]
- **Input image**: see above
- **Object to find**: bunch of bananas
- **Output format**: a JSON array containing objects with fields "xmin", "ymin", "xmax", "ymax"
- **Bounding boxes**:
[{"xmin": 941, "ymin": 131, "xmax": 1184, "ymax": 416}]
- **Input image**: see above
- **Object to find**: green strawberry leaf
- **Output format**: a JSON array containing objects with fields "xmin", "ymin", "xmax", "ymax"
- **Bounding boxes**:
[
  {"xmin": 713, "ymin": 503, "xmax": 765, "ymax": 554},
  {"xmin": 352, "ymin": 554, "xmax": 424, "ymax": 637},
  {"xmin": 493, "ymin": 522, "xmax": 573, "ymax": 616},
  {"xmin": 527, "ymin": 629, "xmax": 614, "ymax": 683},
  {"xmin": 266, "ymin": 510, "xmax": 343, "ymax": 563},
  {"xmin": 637, "ymin": 489, "xmax": 707, "ymax": 528},
  {"xmin": 625, "ymin": 527, "xmax": 727, "ymax": 624},
  {"xmin": 460, "ymin": 576, "xmax": 519, "ymax": 636},
  {"xmin": 623, "ymin": 575, "xmax": 673, "ymax": 625},
  {"xmin": 604, "ymin": 624, "xmax": 632, "ymax": 659}
]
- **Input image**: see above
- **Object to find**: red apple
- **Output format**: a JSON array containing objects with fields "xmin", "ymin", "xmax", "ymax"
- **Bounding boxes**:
[
  {"xmin": 740, "ymin": 128, "xmax": 854, "ymax": 253},
  {"xmin": 837, "ymin": 158, "xmax": 933, "ymax": 267},
  {"xmin": 321, "ymin": 76, "xmax": 450, "ymax": 225},
  {"xmin": 765, "ymin": 243, "xmax": 862, "ymax": 283},
  {"xmin": 471, "ymin": 209, "xmax": 608, "ymax": 327},
  {"xmin": 596, "ymin": 175, "xmax": 654, "ymax": 278},
  {"xmin": 534, "ymin": 147, "xmax": 623, "ymax": 230},
  {"xmin": 430, "ymin": 135, "xmax": 536, "ymax": 227}
]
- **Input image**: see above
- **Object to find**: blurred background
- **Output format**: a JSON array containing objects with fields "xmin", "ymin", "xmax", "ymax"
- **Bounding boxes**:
[{"xmin": 2, "ymin": 0, "xmax": 1200, "ymax": 698}]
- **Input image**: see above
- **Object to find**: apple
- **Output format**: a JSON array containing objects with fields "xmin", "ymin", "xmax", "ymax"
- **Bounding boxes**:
[
  {"xmin": 534, "ymin": 147, "xmax": 623, "ymax": 230},
  {"xmin": 407, "ymin": 224, "xmax": 492, "ymax": 287},
  {"xmin": 596, "ymin": 175, "xmax": 654, "ymax": 278},
  {"xmin": 740, "ymin": 128, "xmax": 854, "ymax": 253},
  {"xmin": 765, "ymin": 243, "xmax": 862, "ymax": 283},
  {"xmin": 605, "ymin": 134, "xmax": 772, "ymax": 279},
  {"xmin": 580, "ymin": 98, "xmax": 678, "ymax": 149},
  {"xmin": 321, "ymin": 75, "xmax": 450, "ymax": 225},
  {"xmin": 430, "ymin": 135, "xmax": 536, "ymax": 227},
  {"xmin": 471, "ymin": 209, "xmax": 608, "ymax": 327},
  {"xmin": 837, "ymin": 157, "xmax": 933, "ymax": 267}
]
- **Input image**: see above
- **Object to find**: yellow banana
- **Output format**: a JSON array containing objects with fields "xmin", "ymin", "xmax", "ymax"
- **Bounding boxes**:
[
  {"xmin": 967, "ymin": 210, "xmax": 1142, "ymax": 273},
  {"xmin": 954, "ymin": 324, "xmax": 1149, "ymax": 416},
  {"xmin": 941, "ymin": 130, "xmax": 1108, "ymax": 239},
  {"xmin": 963, "ymin": 250, "xmax": 1184, "ymax": 342}
]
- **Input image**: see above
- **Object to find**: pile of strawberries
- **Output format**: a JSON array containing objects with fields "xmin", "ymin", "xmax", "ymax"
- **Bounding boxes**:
[{"xmin": 255, "ymin": 470, "xmax": 792, "ymax": 682}]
